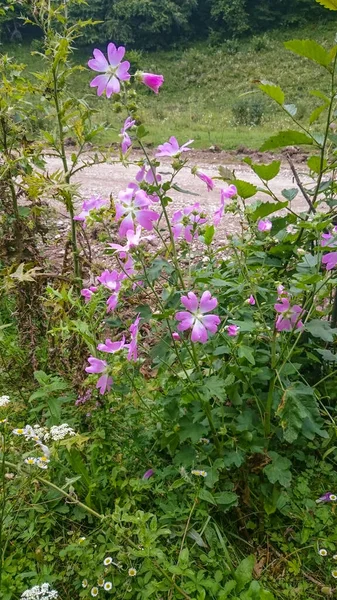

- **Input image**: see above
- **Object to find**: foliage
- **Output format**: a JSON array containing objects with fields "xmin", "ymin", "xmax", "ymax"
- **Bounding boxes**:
[
  {"xmin": 2, "ymin": 1, "xmax": 337, "ymax": 600},
  {"xmin": 232, "ymin": 97, "xmax": 265, "ymax": 126}
]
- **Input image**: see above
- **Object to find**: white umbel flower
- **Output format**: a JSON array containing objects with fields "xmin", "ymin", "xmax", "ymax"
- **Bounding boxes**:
[
  {"xmin": 0, "ymin": 395, "xmax": 10, "ymax": 407},
  {"xmin": 45, "ymin": 424, "xmax": 76, "ymax": 441},
  {"xmin": 20, "ymin": 583, "xmax": 58, "ymax": 600}
]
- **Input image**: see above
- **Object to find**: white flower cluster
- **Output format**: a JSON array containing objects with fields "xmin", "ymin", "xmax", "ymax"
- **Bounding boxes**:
[
  {"xmin": 13, "ymin": 425, "xmax": 50, "ymax": 469},
  {"xmin": 20, "ymin": 583, "xmax": 58, "ymax": 600},
  {"xmin": 0, "ymin": 395, "xmax": 10, "ymax": 407},
  {"xmin": 44, "ymin": 423, "xmax": 76, "ymax": 441}
]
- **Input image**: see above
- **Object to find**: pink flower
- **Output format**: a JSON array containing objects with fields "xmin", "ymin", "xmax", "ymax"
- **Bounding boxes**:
[
  {"xmin": 97, "ymin": 336, "xmax": 125, "ymax": 353},
  {"xmin": 74, "ymin": 196, "xmax": 108, "ymax": 222},
  {"xmin": 226, "ymin": 324, "xmax": 240, "ymax": 337},
  {"xmin": 213, "ymin": 186, "xmax": 237, "ymax": 225},
  {"xmin": 172, "ymin": 203, "xmax": 207, "ymax": 242},
  {"xmin": 126, "ymin": 314, "xmax": 141, "ymax": 361},
  {"xmin": 116, "ymin": 184, "xmax": 159, "ymax": 237},
  {"xmin": 85, "ymin": 356, "xmax": 113, "ymax": 395},
  {"xmin": 109, "ymin": 225, "xmax": 154, "ymax": 254},
  {"xmin": 106, "ymin": 294, "xmax": 119, "ymax": 313},
  {"xmin": 143, "ymin": 469, "xmax": 155, "ymax": 479},
  {"xmin": 81, "ymin": 286, "xmax": 97, "ymax": 303},
  {"xmin": 274, "ymin": 297, "xmax": 304, "ymax": 332},
  {"xmin": 136, "ymin": 165, "xmax": 162, "ymax": 185},
  {"xmin": 156, "ymin": 136, "xmax": 193, "ymax": 158},
  {"xmin": 277, "ymin": 284, "xmax": 286, "ymax": 295},
  {"xmin": 322, "ymin": 252, "xmax": 337, "ymax": 270},
  {"xmin": 195, "ymin": 170, "xmax": 214, "ymax": 192},
  {"xmin": 247, "ymin": 295, "xmax": 256, "ymax": 305},
  {"xmin": 88, "ymin": 43, "xmax": 130, "ymax": 97},
  {"xmin": 139, "ymin": 72, "xmax": 164, "ymax": 94},
  {"xmin": 97, "ymin": 269, "xmax": 122, "ymax": 292},
  {"xmin": 172, "ymin": 332, "xmax": 180, "ymax": 341},
  {"xmin": 258, "ymin": 219, "xmax": 272, "ymax": 232},
  {"xmin": 120, "ymin": 117, "xmax": 136, "ymax": 155},
  {"xmin": 175, "ymin": 291, "xmax": 220, "ymax": 344}
]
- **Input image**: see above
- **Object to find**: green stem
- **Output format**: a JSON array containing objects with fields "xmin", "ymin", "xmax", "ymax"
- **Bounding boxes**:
[{"xmin": 264, "ymin": 331, "xmax": 277, "ymax": 440}]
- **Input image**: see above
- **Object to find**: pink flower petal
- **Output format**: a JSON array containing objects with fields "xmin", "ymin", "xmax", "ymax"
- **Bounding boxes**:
[
  {"xmin": 181, "ymin": 292, "xmax": 199, "ymax": 313},
  {"xmin": 199, "ymin": 291, "xmax": 218, "ymax": 313},
  {"xmin": 191, "ymin": 320, "xmax": 208, "ymax": 343},
  {"xmin": 106, "ymin": 75, "xmax": 120, "ymax": 98},
  {"xmin": 202, "ymin": 314, "xmax": 220, "ymax": 333},
  {"xmin": 90, "ymin": 74, "xmax": 110, "ymax": 96},
  {"xmin": 108, "ymin": 43, "xmax": 125, "ymax": 67}
]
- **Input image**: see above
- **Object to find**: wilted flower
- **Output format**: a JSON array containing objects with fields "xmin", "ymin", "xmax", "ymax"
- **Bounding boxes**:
[
  {"xmin": 126, "ymin": 314, "xmax": 141, "ymax": 361},
  {"xmin": 258, "ymin": 219, "xmax": 272, "ymax": 232},
  {"xmin": 322, "ymin": 252, "xmax": 337, "ymax": 270},
  {"xmin": 97, "ymin": 578, "xmax": 105, "ymax": 587},
  {"xmin": 128, "ymin": 568, "xmax": 137, "ymax": 577},
  {"xmin": 78, "ymin": 537, "xmax": 86, "ymax": 544},
  {"xmin": 175, "ymin": 291, "xmax": 220, "ymax": 344},
  {"xmin": 74, "ymin": 196, "xmax": 108, "ymax": 223},
  {"xmin": 193, "ymin": 168, "xmax": 214, "ymax": 192},
  {"xmin": 143, "ymin": 469, "xmax": 154, "ymax": 480},
  {"xmin": 120, "ymin": 116, "xmax": 136, "ymax": 155},
  {"xmin": 172, "ymin": 332, "xmax": 180, "ymax": 341},
  {"xmin": 156, "ymin": 136, "xmax": 193, "ymax": 158},
  {"xmin": 88, "ymin": 43, "xmax": 130, "ymax": 97},
  {"xmin": 191, "ymin": 470, "xmax": 207, "ymax": 477}
]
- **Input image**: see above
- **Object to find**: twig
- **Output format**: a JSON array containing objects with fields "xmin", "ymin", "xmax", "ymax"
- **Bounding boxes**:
[{"xmin": 286, "ymin": 154, "xmax": 316, "ymax": 214}]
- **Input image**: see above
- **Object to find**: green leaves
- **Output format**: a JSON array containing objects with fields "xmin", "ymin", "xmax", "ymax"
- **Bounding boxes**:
[
  {"xmin": 233, "ymin": 179, "xmax": 257, "ymax": 199},
  {"xmin": 257, "ymin": 81, "xmax": 284, "ymax": 105},
  {"xmin": 316, "ymin": 0, "xmax": 337, "ymax": 10},
  {"xmin": 250, "ymin": 200, "xmax": 288, "ymax": 221},
  {"xmin": 305, "ymin": 319, "xmax": 337, "ymax": 342},
  {"xmin": 284, "ymin": 39, "xmax": 333, "ymax": 69},
  {"xmin": 264, "ymin": 452, "xmax": 292, "ymax": 488},
  {"xmin": 276, "ymin": 382, "xmax": 323, "ymax": 443},
  {"xmin": 260, "ymin": 130, "xmax": 314, "ymax": 151},
  {"xmin": 244, "ymin": 157, "xmax": 281, "ymax": 181},
  {"xmin": 234, "ymin": 555, "xmax": 255, "ymax": 593}
]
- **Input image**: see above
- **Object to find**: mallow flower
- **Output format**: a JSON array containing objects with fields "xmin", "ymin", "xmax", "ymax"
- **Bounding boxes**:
[
  {"xmin": 115, "ymin": 184, "xmax": 159, "ymax": 237},
  {"xmin": 126, "ymin": 314, "xmax": 141, "ymax": 361},
  {"xmin": 74, "ymin": 196, "xmax": 108, "ymax": 223},
  {"xmin": 322, "ymin": 252, "xmax": 337, "ymax": 270},
  {"xmin": 97, "ymin": 336, "xmax": 125, "ymax": 353},
  {"xmin": 137, "ymin": 72, "xmax": 164, "ymax": 94},
  {"xmin": 258, "ymin": 219, "xmax": 272, "ymax": 232},
  {"xmin": 88, "ymin": 43, "xmax": 130, "ymax": 97},
  {"xmin": 172, "ymin": 203, "xmax": 207, "ymax": 242},
  {"xmin": 85, "ymin": 357, "xmax": 112, "ymax": 395},
  {"xmin": 81, "ymin": 286, "xmax": 98, "ymax": 303},
  {"xmin": 109, "ymin": 225, "xmax": 154, "ymax": 254},
  {"xmin": 226, "ymin": 324, "xmax": 240, "ymax": 337},
  {"xmin": 136, "ymin": 164, "xmax": 162, "ymax": 185},
  {"xmin": 175, "ymin": 291, "xmax": 220, "ymax": 343},
  {"xmin": 192, "ymin": 168, "xmax": 214, "ymax": 192},
  {"xmin": 120, "ymin": 117, "xmax": 136, "ymax": 155},
  {"xmin": 156, "ymin": 136, "xmax": 193, "ymax": 158},
  {"xmin": 97, "ymin": 269, "xmax": 123, "ymax": 292},
  {"xmin": 274, "ymin": 297, "xmax": 304, "ymax": 332},
  {"xmin": 214, "ymin": 185, "xmax": 237, "ymax": 225}
]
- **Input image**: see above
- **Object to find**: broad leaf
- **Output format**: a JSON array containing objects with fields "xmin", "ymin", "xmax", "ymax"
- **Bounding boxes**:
[
  {"xmin": 244, "ymin": 158, "xmax": 281, "ymax": 181},
  {"xmin": 258, "ymin": 81, "xmax": 285, "ymax": 105},
  {"xmin": 238, "ymin": 345, "xmax": 255, "ymax": 365},
  {"xmin": 235, "ymin": 555, "xmax": 255, "ymax": 593},
  {"xmin": 309, "ymin": 103, "xmax": 328, "ymax": 125},
  {"xmin": 276, "ymin": 382, "xmax": 323, "ymax": 443},
  {"xmin": 282, "ymin": 188, "xmax": 298, "ymax": 201},
  {"xmin": 233, "ymin": 179, "xmax": 257, "ymax": 199},
  {"xmin": 264, "ymin": 452, "xmax": 292, "ymax": 487},
  {"xmin": 316, "ymin": 0, "xmax": 337, "ymax": 9},
  {"xmin": 317, "ymin": 348, "xmax": 337, "ymax": 362},
  {"xmin": 202, "ymin": 376, "xmax": 226, "ymax": 400},
  {"xmin": 307, "ymin": 155, "xmax": 327, "ymax": 173},
  {"xmin": 187, "ymin": 528, "xmax": 208, "ymax": 547},
  {"xmin": 250, "ymin": 200, "xmax": 288, "ymax": 221},
  {"xmin": 305, "ymin": 319, "xmax": 337, "ymax": 342},
  {"xmin": 260, "ymin": 130, "xmax": 314, "ymax": 151},
  {"xmin": 198, "ymin": 488, "xmax": 216, "ymax": 505},
  {"xmin": 284, "ymin": 39, "xmax": 332, "ymax": 69},
  {"xmin": 214, "ymin": 491, "xmax": 238, "ymax": 506}
]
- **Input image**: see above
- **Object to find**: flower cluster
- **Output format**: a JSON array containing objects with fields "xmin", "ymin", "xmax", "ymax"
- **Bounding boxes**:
[
  {"xmin": 191, "ymin": 469, "xmax": 207, "ymax": 477},
  {"xmin": 172, "ymin": 203, "xmax": 207, "ymax": 243},
  {"xmin": 0, "ymin": 394, "xmax": 10, "ymax": 407},
  {"xmin": 20, "ymin": 584, "xmax": 58, "ymax": 600},
  {"xmin": 274, "ymin": 287, "xmax": 304, "ymax": 332},
  {"xmin": 45, "ymin": 424, "xmax": 76, "ymax": 441}
]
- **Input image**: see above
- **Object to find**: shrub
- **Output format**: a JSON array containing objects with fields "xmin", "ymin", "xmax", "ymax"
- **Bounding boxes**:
[{"xmin": 232, "ymin": 96, "xmax": 265, "ymax": 126}]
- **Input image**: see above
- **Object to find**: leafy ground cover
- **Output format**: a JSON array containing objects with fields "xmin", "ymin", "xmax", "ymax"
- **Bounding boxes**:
[{"xmin": 2, "ymin": 2, "xmax": 337, "ymax": 600}]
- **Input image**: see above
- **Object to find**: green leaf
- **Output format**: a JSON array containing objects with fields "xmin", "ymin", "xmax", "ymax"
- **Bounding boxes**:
[
  {"xmin": 234, "ymin": 555, "xmax": 255, "ymax": 593},
  {"xmin": 136, "ymin": 124, "xmax": 148, "ymax": 139},
  {"xmin": 284, "ymin": 39, "xmax": 332, "ymax": 68},
  {"xmin": 307, "ymin": 155, "xmax": 327, "ymax": 173},
  {"xmin": 202, "ymin": 376, "xmax": 226, "ymax": 401},
  {"xmin": 203, "ymin": 225, "xmax": 215, "ymax": 246},
  {"xmin": 260, "ymin": 130, "xmax": 314, "ymax": 151},
  {"xmin": 238, "ymin": 345, "xmax": 255, "ymax": 365},
  {"xmin": 317, "ymin": 348, "xmax": 337, "ymax": 362},
  {"xmin": 276, "ymin": 382, "xmax": 323, "ymax": 443},
  {"xmin": 264, "ymin": 452, "xmax": 292, "ymax": 488},
  {"xmin": 187, "ymin": 528, "xmax": 208, "ymax": 547},
  {"xmin": 198, "ymin": 488, "xmax": 216, "ymax": 505},
  {"xmin": 282, "ymin": 188, "xmax": 298, "ymax": 201},
  {"xmin": 316, "ymin": 0, "xmax": 337, "ymax": 10},
  {"xmin": 305, "ymin": 319, "xmax": 337, "ymax": 342},
  {"xmin": 309, "ymin": 103, "xmax": 328, "ymax": 125},
  {"xmin": 244, "ymin": 158, "xmax": 281, "ymax": 181},
  {"xmin": 250, "ymin": 200, "xmax": 288, "ymax": 221},
  {"xmin": 171, "ymin": 184, "xmax": 200, "ymax": 196},
  {"xmin": 214, "ymin": 491, "xmax": 238, "ymax": 506},
  {"xmin": 233, "ymin": 179, "xmax": 257, "ymax": 199},
  {"xmin": 257, "ymin": 81, "xmax": 285, "ymax": 105}
]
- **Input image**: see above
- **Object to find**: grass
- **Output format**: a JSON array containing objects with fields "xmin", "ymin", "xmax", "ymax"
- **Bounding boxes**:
[{"xmin": 1, "ymin": 19, "xmax": 337, "ymax": 149}]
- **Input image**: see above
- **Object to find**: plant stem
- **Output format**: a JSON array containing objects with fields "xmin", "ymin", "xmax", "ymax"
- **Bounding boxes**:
[{"xmin": 264, "ymin": 331, "xmax": 277, "ymax": 440}]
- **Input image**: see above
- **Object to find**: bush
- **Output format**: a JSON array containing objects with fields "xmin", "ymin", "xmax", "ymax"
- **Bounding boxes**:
[{"xmin": 232, "ymin": 96, "xmax": 265, "ymax": 126}]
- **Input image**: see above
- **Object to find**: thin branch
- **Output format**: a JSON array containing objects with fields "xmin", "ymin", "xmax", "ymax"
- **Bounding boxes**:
[{"xmin": 286, "ymin": 154, "xmax": 316, "ymax": 213}]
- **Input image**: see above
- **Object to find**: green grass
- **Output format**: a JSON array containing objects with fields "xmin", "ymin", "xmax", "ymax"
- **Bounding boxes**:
[{"xmin": 2, "ymin": 19, "xmax": 337, "ymax": 149}]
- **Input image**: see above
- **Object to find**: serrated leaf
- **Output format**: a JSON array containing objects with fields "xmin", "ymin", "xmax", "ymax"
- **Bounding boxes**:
[
  {"xmin": 284, "ymin": 39, "xmax": 332, "ymax": 68},
  {"xmin": 281, "ymin": 187, "xmax": 298, "ymax": 201},
  {"xmin": 258, "ymin": 81, "xmax": 285, "ymax": 105},
  {"xmin": 244, "ymin": 158, "xmax": 281, "ymax": 181},
  {"xmin": 260, "ymin": 130, "xmax": 314, "ymax": 151},
  {"xmin": 250, "ymin": 200, "xmax": 288, "ymax": 221},
  {"xmin": 316, "ymin": 0, "xmax": 337, "ymax": 10},
  {"xmin": 198, "ymin": 488, "xmax": 216, "ymax": 505},
  {"xmin": 305, "ymin": 319, "xmax": 337, "ymax": 342},
  {"xmin": 233, "ymin": 179, "xmax": 257, "ymax": 199},
  {"xmin": 317, "ymin": 348, "xmax": 337, "ymax": 362},
  {"xmin": 264, "ymin": 451, "xmax": 292, "ymax": 487},
  {"xmin": 276, "ymin": 382, "xmax": 323, "ymax": 444},
  {"xmin": 238, "ymin": 345, "xmax": 255, "ymax": 365},
  {"xmin": 202, "ymin": 376, "xmax": 226, "ymax": 401}
]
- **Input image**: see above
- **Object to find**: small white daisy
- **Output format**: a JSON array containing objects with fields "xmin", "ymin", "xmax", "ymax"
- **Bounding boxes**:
[
  {"xmin": 78, "ymin": 536, "xmax": 86, "ymax": 543},
  {"xmin": 128, "ymin": 568, "xmax": 137, "ymax": 577},
  {"xmin": 91, "ymin": 587, "xmax": 99, "ymax": 597},
  {"xmin": 104, "ymin": 582, "xmax": 112, "ymax": 591},
  {"xmin": 82, "ymin": 579, "xmax": 88, "ymax": 588},
  {"xmin": 97, "ymin": 578, "xmax": 104, "ymax": 587},
  {"xmin": 103, "ymin": 557, "xmax": 112, "ymax": 566},
  {"xmin": 319, "ymin": 549, "xmax": 328, "ymax": 556},
  {"xmin": 332, "ymin": 570, "xmax": 337, "ymax": 579},
  {"xmin": 24, "ymin": 457, "xmax": 37, "ymax": 465}
]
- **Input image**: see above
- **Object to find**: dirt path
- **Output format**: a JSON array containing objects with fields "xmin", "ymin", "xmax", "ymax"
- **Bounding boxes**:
[{"xmin": 44, "ymin": 150, "xmax": 310, "ymax": 263}]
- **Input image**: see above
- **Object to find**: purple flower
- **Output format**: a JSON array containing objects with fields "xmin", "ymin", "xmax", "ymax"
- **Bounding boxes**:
[
  {"xmin": 258, "ymin": 219, "xmax": 272, "ymax": 233},
  {"xmin": 81, "ymin": 286, "xmax": 97, "ymax": 303},
  {"xmin": 172, "ymin": 332, "xmax": 180, "ymax": 341},
  {"xmin": 172, "ymin": 203, "xmax": 207, "ymax": 243},
  {"xmin": 136, "ymin": 165, "xmax": 162, "ymax": 185},
  {"xmin": 275, "ymin": 297, "xmax": 304, "ymax": 332},
  {"xmin": 97, "ymin": 269, "xmax": 123, "ymax": 292},
  {"xmin": 120, "ymin": 117, "xmax": 136, "ymax": 155},
  {"xmin": 214, "ymin": 186, "xmax": 237, "ymax": 225},
  {"xmin": 74, "ymin": 196, "xmax": 108, "ymax": 223},
  {"xmin": 85, "ymin": 356, "xmax": 112, "ymax": 395},
  {"xmin": 116, "ymin": 184, "xmax": 159, "ymax": 237},
  {"xmin": 139, "ymin": 72, "xmax": 164, "ymax": 94},
  {"xmin": 143, "ymin": 469, "xmax": 155, "ymax": 479},
  {"xmin": 175, "ymin": 291, "xmax": 220, "ymax": 344},
  {"xmin": 126, "ymin": 314, "xmax": 141, "ymax": 361},
  {"xmin": 88, "ymin": 43, "xmax": 130, "ymax": 97},
  {"xmin": 226, "ymin": 324, "xmax": 240, "ymax": 337},
  {"xmin": 316, "ymin": 492, "xmax": 337, "ymax": 503},
  {"xmin": 109, "ymin": 225, "xmax": 154, "ymax": 254},
  {"xmin": 195, "ymin": 170, "xmax": 214, "ymax": 192},
  {"xmin": 106, "ymin": 293, "xmax": 119, "ymax": 313},
  {"xmin": 247, "ymin": 295, "xmax": 256, "ymax": 306},
  {"xmin": 322, "ymin": 252, "xmax": 337, "ymax": 270},
  {"xmin": 97, "ymin": 336, "xmax": 125, "ymax": 353},
  {"xmin": 156, "ymin": 136, "xmax": 193, "ymax": 158}
]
